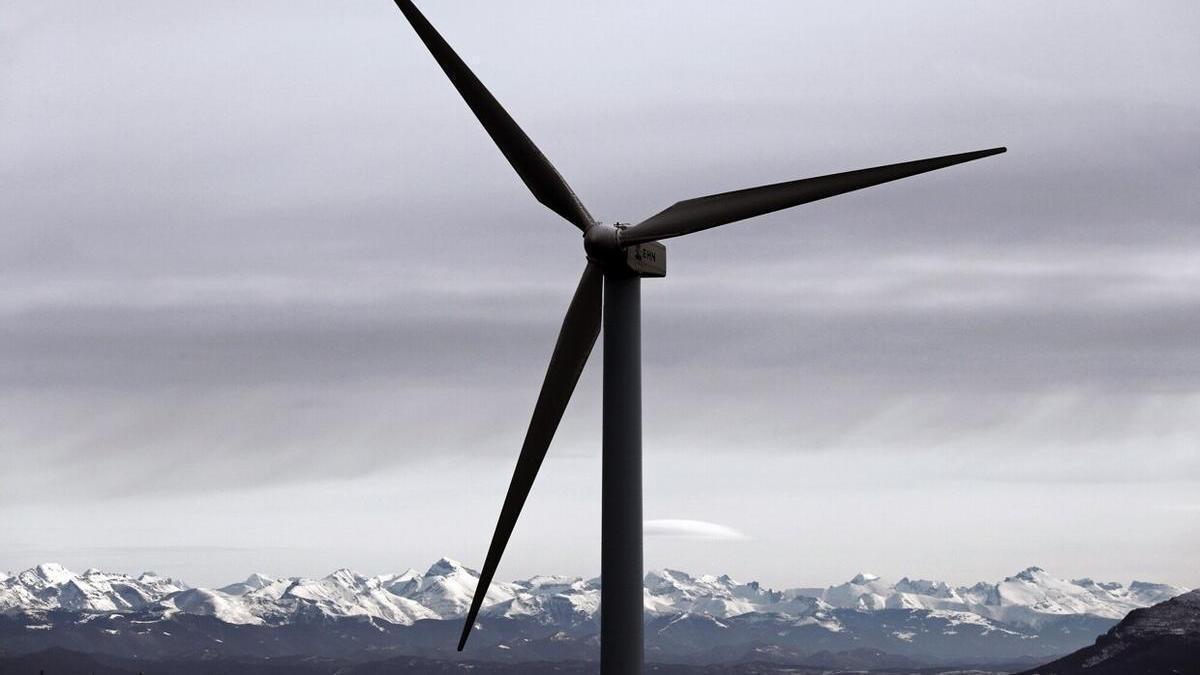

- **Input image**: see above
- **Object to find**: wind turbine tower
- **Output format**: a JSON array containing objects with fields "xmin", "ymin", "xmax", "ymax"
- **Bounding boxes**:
[{"xmin": 391, "ymin": 2, "xmax": 1005, "ymax": 673}]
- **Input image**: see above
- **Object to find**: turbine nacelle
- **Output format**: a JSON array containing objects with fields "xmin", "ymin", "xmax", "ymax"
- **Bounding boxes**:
[{"xmin": 584, "ymin": 223, "xmax": 667, "ymax": 278}]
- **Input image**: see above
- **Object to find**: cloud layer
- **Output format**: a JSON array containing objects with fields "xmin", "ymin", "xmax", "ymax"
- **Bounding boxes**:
[
  {"xmin": 645, "ymin": 520, "xmax": 747, "ymax": 541},
  {"xmin": 1, "ymin": 1, "xmax": 1198, "ymax": 587}
]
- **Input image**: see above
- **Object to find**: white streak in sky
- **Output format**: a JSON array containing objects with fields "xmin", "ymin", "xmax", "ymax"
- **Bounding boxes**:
[{"xmin": 644, "ymin": 519, "xmax": 747, "ymax": 540}]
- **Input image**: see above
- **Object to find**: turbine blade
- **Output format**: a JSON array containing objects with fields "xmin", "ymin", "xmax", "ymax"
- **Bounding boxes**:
[
  {"xmin": 458, "ymin": 262, "xmax": 604, "ymax": 651},
  {"xmin": 620, "ymin": 147, "xmax": 1006, "ymax": 245},
  {"xmin": 393, "ymin": 0, "xmax": 595, "ymax": 231}
]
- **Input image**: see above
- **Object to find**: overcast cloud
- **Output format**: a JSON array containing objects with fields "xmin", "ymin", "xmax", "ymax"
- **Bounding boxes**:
[{"xmin": 2, "ymin": 1, "xmax": 1198, "ymax": 589}]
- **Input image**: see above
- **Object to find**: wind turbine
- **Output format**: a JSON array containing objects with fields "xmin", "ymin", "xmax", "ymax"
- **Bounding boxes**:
[{"xmin": 391, "ymin": 2, "xmax": 1004, "ymax": 672}]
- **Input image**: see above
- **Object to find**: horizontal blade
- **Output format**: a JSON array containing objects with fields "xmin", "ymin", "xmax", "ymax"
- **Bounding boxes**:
[
  {"xmin": 620, "ymin": 147, "xmax": 1006, "ymax": 245},
  {"xmin": 393, "ymin": 0, "xmax": 595, "ymax": 231},
  {"xmin": 458, "ymin": 262, "xmax": 604, "ymax": 651}
]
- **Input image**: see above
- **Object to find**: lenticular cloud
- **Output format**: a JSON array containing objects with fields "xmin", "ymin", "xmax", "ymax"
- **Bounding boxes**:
[{"xmin": 644, "ymin": 519, "xmax": 746, "ymax": 540}]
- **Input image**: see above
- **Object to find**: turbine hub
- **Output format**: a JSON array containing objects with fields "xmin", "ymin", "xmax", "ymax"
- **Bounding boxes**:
[{"xmin": 584, "ymin": 223, "xmax": 666, "ymax": 278}]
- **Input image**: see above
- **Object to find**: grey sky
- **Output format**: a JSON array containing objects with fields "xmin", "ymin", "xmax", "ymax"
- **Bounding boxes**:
[{"xmin": 2, "ymin": 1, "xmax": 1198, "ymax": 589}]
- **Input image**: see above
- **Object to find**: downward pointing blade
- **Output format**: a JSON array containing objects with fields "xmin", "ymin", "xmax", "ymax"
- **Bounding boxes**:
[
  {"xmin": 620, "ymin": 147, "xmax": 1006, "ymax": 245},
  {"xmin": 458, "ymin": 262, "xmax": 604, "ymax": 651},
  {"xmin": 393, "ymin": 0, "xmax": 595, "ymax": 232}
]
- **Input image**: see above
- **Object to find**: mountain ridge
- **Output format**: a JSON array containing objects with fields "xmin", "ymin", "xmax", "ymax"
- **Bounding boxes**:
[{"xmin": 1, "ymin": 560, "xmax": 1189, "ymax": 667}]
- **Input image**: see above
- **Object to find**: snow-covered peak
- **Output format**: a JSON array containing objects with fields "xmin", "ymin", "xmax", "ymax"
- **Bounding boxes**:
[
  {"xmin": 985, "ymin": 565, "xmax": 1140, "ymax": 621},
  {"xmin": 895, "ymin": 577, "xmax": 955, "ymax": 598},
  {"xmin": 2, "ymin": 563, "xmax": 187, "ymax": 616},
  {"xmin": 817, "ymin": 571, "xmax": 896, "ymax": 610},
  {"xmin": 1010, "ymin": 566, "xmax": 1047, "ymax": 582},
  {"xmin": 161, "ymin": 588, "xmax": 264, "ymax": 625},
  {"xmin": 258, "ymin": 569, "xmax": 440, "ymax": 626},
  {"xmin": 411, "ymin": 558, "xmax": 510, "ymax": 619},
  {"xmin": 1127, "ymin": 580, "xmax": 1190, "ymax": 605},
  {"xmin": 30, "ymin": 563, "xmax": 74, "ymax": 585},
  {"xmin": 645, "ymin": 569, "xmax": 697, "ymax": 593},
  {"xmin": 218, "ymin": 572, "xmax": 278, "ymax": 597},
  {"xmin": 138, "ymin": 571, "xmax": 188, "ymax": 590},
  {"xmin": 246, "ymin": 572, "xmax": 274, "ymax": 586},
  {"xmin": 391, "ymin": 568, "xmax": 422, "ymax": 582},
  {"xmin": 425, "ymin": 557, "xmax": 468, "ymax": 578},
  {"xmin": 324, "ymin": 568, "xmax": 366, "ymax": 586},
  {"xmin": 777, "ymin": 566, "xmax": 1194, "ymax": 628},
  {"xmin": 642, "ymin": 568, "xmax": 785, "ymax": 618}
]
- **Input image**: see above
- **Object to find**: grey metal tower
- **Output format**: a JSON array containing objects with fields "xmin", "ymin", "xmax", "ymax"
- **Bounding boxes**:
[{"xmin": 390, "ymin": 2, "xmax": 1004, "ymax": 672}]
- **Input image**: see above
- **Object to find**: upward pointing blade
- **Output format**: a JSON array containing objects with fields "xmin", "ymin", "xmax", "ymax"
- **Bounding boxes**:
[
  {"xmin": 458, "ymin": 262, "xmax": 604, "ymax": 651},
  {"xmin": 393, "ymin": 0, "xmax": 595, "ymax": 232},
  {"xmin": 620, "ymin": 147, "xmax": 1006, "ymax": 245}
]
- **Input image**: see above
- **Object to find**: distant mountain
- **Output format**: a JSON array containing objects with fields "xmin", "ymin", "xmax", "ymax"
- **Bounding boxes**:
[
  {"xmin": 788, "ymin": 566, "xmax": 1185, "ymax": 628},
  {"xmin": 0, "ymin": 560, "xmax": 1188, "ymax": 667},
  {"xmin": 1018, "ymin": 589, "xmax": 1200, "ymax": 674},
  {"xmin": 0, "ymin": 563, "xmax": 186, "ymax": 614}
]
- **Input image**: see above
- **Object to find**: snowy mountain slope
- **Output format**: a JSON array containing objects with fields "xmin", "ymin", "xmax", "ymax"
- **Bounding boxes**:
[
  {"xmin": 644, "ymin": 569, "xmax": 796, "ymax": 618},
  {"xmin": 217, "ymin": 572, "xmax": 277, "ymax": 596},
  {"xmin": 784, "ymin": 566, "xmax": 1189, "ymax": 628},
  {"xmin": 159, "ymin": 587, "xmax": 266, "ymax": 625},
  {"xmin": 273, "ymin": 567, "xmax": 440, "ymax": 625},
  {"xmin": 1017, "ymin": 589, "xmax": 1200, "ymax": 674},
  {"xmin": 0, "ymin": 564, "xmax": 186, "ymax": 615},
  {"xmin": 405, "ymin": 558, "xmax": 518, "ymax": 619}
]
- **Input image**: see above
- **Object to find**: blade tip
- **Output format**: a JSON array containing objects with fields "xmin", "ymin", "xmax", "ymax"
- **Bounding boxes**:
[
  {"xmin": 458, "ymin": 620, "xmax": 472, "ymax": 651},
  {"xmin": 969, "ymin": 146, "xmax": 1007, "ymax": 161}
]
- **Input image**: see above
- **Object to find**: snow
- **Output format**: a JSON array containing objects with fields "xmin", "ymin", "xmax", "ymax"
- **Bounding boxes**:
[
  {"xmin": 0, "ymin": 560, "xmax": 1187, "ymax": 632},
  {"xmin": 34, "ymin": 563, "xmax": 75, "ymax": 585},
  {"xmin": 782, "ymin": 566, "xmax": 1190, "ymax": 629},
  {"xmin": 163, "ymin": 589, "xmax": 265, "ymax": 625},
  {"xmin": 218, "ymin": 572, "xmax": 278, "ymax": 597},
  {"xmin": 0, "ymin": 563, "xmax": 187, "ymax": 616}
]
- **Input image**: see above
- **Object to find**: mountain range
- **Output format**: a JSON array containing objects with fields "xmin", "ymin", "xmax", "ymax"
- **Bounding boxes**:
[{"xmin": 0, "ymin": 560, "xmax": 1188, "ymax": 668}]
